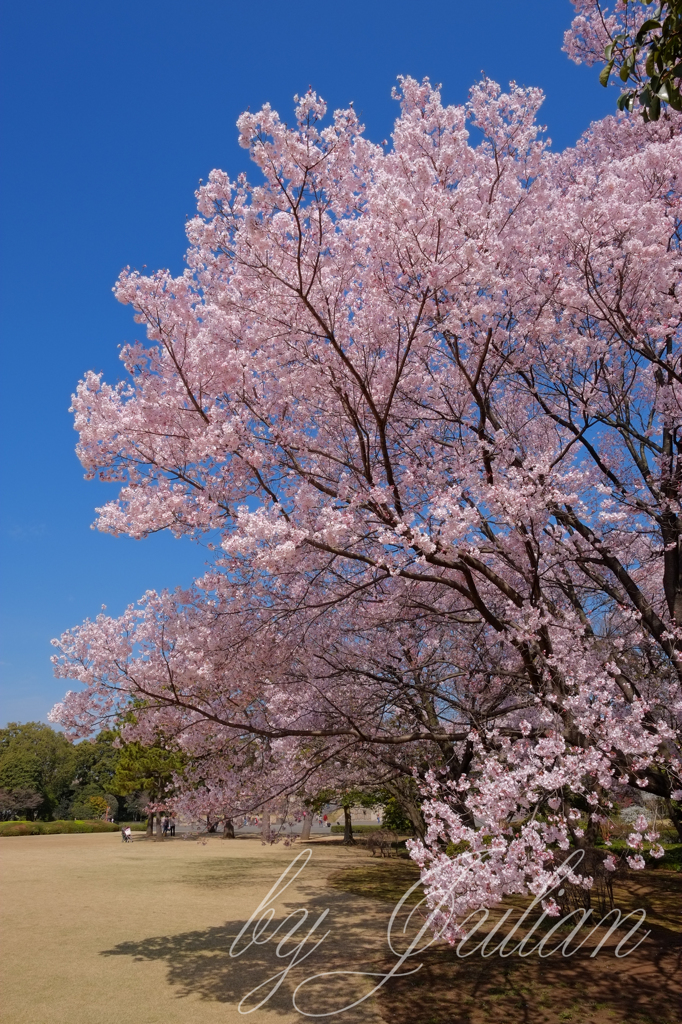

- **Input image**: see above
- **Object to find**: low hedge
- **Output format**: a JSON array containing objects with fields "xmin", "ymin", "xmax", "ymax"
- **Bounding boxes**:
[
  {"xmin": 0, "ymin": 820, "xmax": 147, "ymax": 837},
  {"xmin": 330, "ymin": 824, "xmax": 382, "ymax": 834}
]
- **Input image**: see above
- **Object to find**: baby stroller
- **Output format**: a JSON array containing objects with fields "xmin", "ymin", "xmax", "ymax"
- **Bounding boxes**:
[{"xmin": 121, "ymin": 826, "xmax": 132, "ymax": 843}]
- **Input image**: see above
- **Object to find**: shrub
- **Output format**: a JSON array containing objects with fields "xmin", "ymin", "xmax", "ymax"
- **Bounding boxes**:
[
  {"xmin": 0, "ymin": 822, "xmax": 42, "ymax": 836},
  {"xmin": 380, "ymin": 798, "xmax": 415, "ymax": 834},
  {"xmin": 330, "ymin": 824, "xmax": 381, "ymax": 834},
  {"xmin": 0, "ymin": 818, "xmax": 147, "ymax": 837},
  {"xmin": 52, "ymin": 820, "xmax": 119, "ymax": 833},
  {"xmin": 0, "ymin": 819, "xmax": 120, "ymax": 836}
]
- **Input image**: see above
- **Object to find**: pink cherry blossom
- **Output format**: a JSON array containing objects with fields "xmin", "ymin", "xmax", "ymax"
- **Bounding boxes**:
[{"xmin": 50, "ymin": 63, "xmax": 682, "ymax": 936}]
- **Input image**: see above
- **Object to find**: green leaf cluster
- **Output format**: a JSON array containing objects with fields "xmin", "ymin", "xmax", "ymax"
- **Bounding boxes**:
[
  {"xmin": 380, "ymin": 796, "xmax": 415, "ymax": 834},
  {"xmin": 0, "ymin": 722, "xmax": 75, "ymax": 817},
  {"xmin": 601, "ymin": 1, "xmax": 682, "ymax": 119},
  {"xmin": 0, "ymin": 721, "xmax": 185, "ymax": 822},
  {"xmin": 113, "ymin": 741, "xmax": 185, "ymax": 802}
]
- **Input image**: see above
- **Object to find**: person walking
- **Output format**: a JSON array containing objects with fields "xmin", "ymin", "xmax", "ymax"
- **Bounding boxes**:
[
  {"xmin": 162, "ymin": 815, "xmax": 169, "ymax": 837},
  {"xmin": 169, "ymin": 816, "xmax": 176, "ymax": 837}
]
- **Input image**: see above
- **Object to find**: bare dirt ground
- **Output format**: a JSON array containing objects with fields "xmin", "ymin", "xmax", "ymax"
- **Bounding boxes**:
[{"xmin": 1, "ymin": 833, "xmax": 680, "ymax": 1024}]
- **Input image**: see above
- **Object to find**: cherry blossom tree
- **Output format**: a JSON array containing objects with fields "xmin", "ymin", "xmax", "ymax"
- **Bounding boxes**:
[
  {"xmin": 51, "ymin": 580, "xmax": 471, "ymax": 834},
  {"xmin": 51, "ymin": 73, "xmax": 682, "ymax": 934}
]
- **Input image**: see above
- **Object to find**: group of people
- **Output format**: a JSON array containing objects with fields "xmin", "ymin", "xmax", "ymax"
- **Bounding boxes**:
[
  {"xmin": 120, "ymin": 815, "xmax": 177, "ymax": 842},
  {"xmin": 161, "ymin": 815, "xmax": 176, "ymax": 836}
]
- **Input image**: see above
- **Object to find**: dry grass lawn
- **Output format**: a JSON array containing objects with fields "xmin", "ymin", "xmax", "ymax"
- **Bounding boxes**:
[
  {"xmin": 0, "ymin": 833, "xmax": 390, "ymax": 1024},
  {"xmin": 1, "ymin": 833, "xmax": 680, "ymax": 1024}
]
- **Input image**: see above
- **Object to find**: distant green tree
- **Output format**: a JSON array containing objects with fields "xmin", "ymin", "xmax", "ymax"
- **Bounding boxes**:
[
  {"xmin": 0, "ymin": 723, "xmax": 75, "ymax": 818},
  {"xmin": 379, "ymin": 797, "xmax": 415, "ymax": 835},
  {"xmin": 70, "ymin": 785, "xmax": 118, "ymax": 820},
  {"xmin": 87, "ymin": 795, "xmax": 109, "ymax": 819},
  {"xmin": 68, "ymin": 729, "xmax": 124, "ymax": 820},
  {"xmin": 113, "ymin": 741, "xmax": 185, "ymax": 838},
  {"xmin": 381, "ymin": 778, "xmax": 426, "ymax": 838},
  {"xmin": 72, "ymin": 730, "xmax": 120, "ymax": 791},
  {"xmin": 306, "ymin": 786, "xmax": 384, "ymax": 846}
]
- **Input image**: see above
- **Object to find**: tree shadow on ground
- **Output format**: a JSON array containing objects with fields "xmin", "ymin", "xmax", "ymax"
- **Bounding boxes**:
[
  {"xmin": 376, "ymin": 875, "xmax": 682, "ymax": 1024},
  {"xmin": 101, "ymin": 856, "xmax": 682, "ymax": 1024},
  {"xmin": 100, "ymin": 886, "xmax": 395, "ymax": 1021},
  {"xmin": 376, "ymin": 930, "xmax": 681, "ymax": 1024},
  {"xmin": 327, "ymin": 859, "xmax": 682, "ymax": 1024}
]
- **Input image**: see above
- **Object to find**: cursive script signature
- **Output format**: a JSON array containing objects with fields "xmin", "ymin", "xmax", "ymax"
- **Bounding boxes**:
[{"xmin": 231, "ymin": 847, "xmax": 650, "ymax": 1017}]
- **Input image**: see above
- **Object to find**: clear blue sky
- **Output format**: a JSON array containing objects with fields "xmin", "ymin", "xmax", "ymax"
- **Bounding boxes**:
[{"xmin": 0, "ymin": 0, "xmax": 613, "ymax": 727}]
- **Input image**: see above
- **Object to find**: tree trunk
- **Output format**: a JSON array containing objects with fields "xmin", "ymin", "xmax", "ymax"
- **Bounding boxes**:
[
  {"xmin": 261, "ymin": 806, "xmax": 271, "ymax": 844},
  {"xmin": 155, "ymin": 811, "xmax": 164, "ymax": 840},
  {"xmin": 301, "ymin": 812, "xmax": 312, "ymax": 841},
  {"xmin": 342, "ymin": 804, "xmax": 355, "ymax": 845},
  {"xmin": 146, "ymin": 812, "xmax": 154, "ymax": 838},
  {"xmin": 666, "ymin": 798, "xmax": 682, "ymax": 842},
  {"xmin": 222, "ymin": 817, "xmax": 235, "ymax": 839}
]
